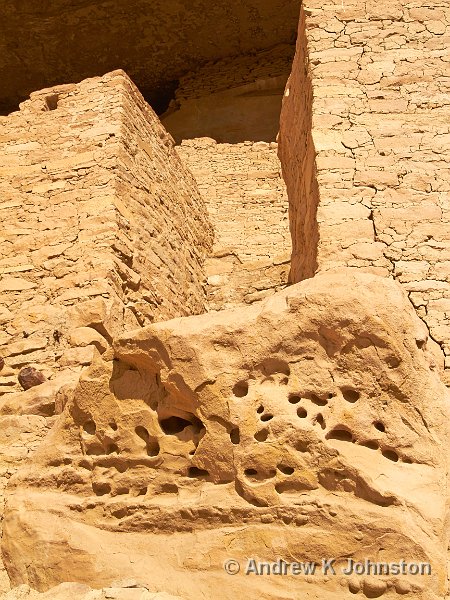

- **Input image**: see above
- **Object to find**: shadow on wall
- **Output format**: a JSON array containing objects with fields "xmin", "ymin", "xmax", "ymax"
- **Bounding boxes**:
[{"xmin": 161, "ymin": 75, "xmax": 289, "ymax": 144}]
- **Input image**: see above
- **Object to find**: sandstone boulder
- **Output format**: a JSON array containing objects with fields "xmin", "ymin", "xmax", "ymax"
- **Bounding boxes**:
[{"xmin": 2, "ymin": 269, "xmax": 449, "ymax": 599}]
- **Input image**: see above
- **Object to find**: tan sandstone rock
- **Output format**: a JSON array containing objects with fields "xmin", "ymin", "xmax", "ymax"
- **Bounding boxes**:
[{"xmin": 2, "ymin": 269, "xmax": 449, "ymax": 599}]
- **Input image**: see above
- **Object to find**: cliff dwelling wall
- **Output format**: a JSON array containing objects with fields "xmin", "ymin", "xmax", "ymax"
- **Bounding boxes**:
[
  {"xmin": 0, "ymin": 70, "xmax": 212, "ymax": 398},
  {"xmin": 280, "ymin": 0, "xmax": 450, "ymax": 383},
  {"xmin": 164, "ymin": 47, "xmax": 294, "ymax": 310}
]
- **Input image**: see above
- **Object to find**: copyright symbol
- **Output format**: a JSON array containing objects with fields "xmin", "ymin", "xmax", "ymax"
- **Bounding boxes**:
[{"xmin": 224, "ymin": 559, "xmax": 240, "ymax": 575}]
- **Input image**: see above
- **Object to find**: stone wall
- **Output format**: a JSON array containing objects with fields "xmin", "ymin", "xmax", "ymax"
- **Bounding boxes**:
[
  {"xmin": 178, "ymin": 138, "xmax": 290, "ymax": 310},
  {"xmin": 0, "ymin": 70, "xmax": 212, "ymax": 397},
  {"xmin": 0, "ymin": 69, "xmax": 213, "ymax": 596},
  {"xmin": 165, "ymin": 50, "xmax": 293, "ymax": 310},
  {"xmin": 278, "ymin": 8, "xmax": 320, "ymax": 282},
  {"xmin": 280, "ymin": 0, "xmax": 450, "ymax": 382},
  {"xmin": 163, "ymin": 45, "xmax": 295, "ymax": 143}
]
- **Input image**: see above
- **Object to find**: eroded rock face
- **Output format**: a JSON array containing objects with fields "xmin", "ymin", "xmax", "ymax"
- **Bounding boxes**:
[
  {"xmin": 3, "ymin": 269, "xmax": 449, "ymax": 599},
  {"xmin": 0, "ymin": 0, "xmax": 300, "ymax": 114}
]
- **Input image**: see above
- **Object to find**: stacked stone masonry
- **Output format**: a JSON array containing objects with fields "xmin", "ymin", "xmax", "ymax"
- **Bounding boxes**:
[
  {"xmin": 165, "ymin": 49, "xmax": 293, "ymax": 310},
  {"xmin": 177, "ymin": 139, "xmax": 291, "ymax": 310},
  {"xmin": 280, "ymin": 0, "xmax": 450, "ymax": 382},
  {"xmin": 0, "ymin": 70, "xmax": 212, "ymax": 397},
  {"xmin": 173, "ymin": 44, "xmax": 295, "ymax": 103}
]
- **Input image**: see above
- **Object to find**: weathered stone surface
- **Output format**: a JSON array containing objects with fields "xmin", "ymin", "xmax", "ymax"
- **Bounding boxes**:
[
  {"xmin": 3, "ymin": 270, "xmax": 448, "ymax": 598},
  {"xmin": 0, "ymin": 1, "xmax": 300, "ymax": 115},
  {"xmin": 0, "ymin": 70, "xmax": 213, "ymax": 396},
  {"xmin": 279, "ymin": 0, "xmax": 450, "ymax": 382},
  {"xmin": 2, "ymin": 583, "xmax": 182, "ymax": 599},
  {"xmin": 177, "ymin": 138, "xmax": 290, "ymax": 310},
  {"xmin": 0, "ymin": 374, "xmax": 78, "ymax": 418}
]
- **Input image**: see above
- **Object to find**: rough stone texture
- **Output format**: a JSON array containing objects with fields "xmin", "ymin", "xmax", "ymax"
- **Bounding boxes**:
[
  {"xmin": 165, "ymin": 50, "xmax": 292, "ymax": 310},
  {"xmin": 0, "ymin": 69, "xmax": 212, "ymax": 597},
  {"xmin": 2, "ymin": 0, "xmax": 450, "ymax": 596},
  {"xmin": 17, "ymin": 368, "xmax": 46, "ymax": 392},
  {"xmin": 2, "ymin": 583, "xmax": 182, "ymax": 600},
  {"xmin": 0, "ymin": 415, "xmax": 56, "ymax": 594},
  {"xmin": 162, "ymin": 45, "xmax": 294, "ymax": 143},
  {"xmin": 3, "ymin": 270, "xmax": 449, "ymax": 599},
  {"xmin": 0, "ymin": 0, "xmax": 300, "ymax": 115},
  {"xmin": 178, "ymin": 138, "xmax": 290, "ymax": 310},
  {"xmin": 279, "ymin": 0, "xmax": 450, "ymax": 381},
  {"xmin": 0, "ymin": 69, "xmax": 212, "ymax": 396}
]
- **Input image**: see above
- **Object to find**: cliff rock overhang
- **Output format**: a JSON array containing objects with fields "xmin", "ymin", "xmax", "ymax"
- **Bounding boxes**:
[{"xmin": 0, "ymin": 0, "xmax": 300, "ymax": 114}]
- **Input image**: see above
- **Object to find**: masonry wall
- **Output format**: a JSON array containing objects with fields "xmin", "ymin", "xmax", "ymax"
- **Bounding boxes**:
[
  {"xmin": 0, "ymin": 70, "xmax": 212, "ymax": 396},
  {"xmin": 280, "ymin": 0, "xmax": 450, "ymax": 382},
  {"xmin": 163, "ymin": 45, "xmax": 295, "ymax": 144},
  {"xmin": 278, "ymin": 8, "xmax": 319, "ymax": 282},
  {"xmin": 178, "ymin": 138, "xmax": 290, "ymax": 310},
  {"xmin": 165, "ymin": 49, "xmax": 293, "ymax": 310}
]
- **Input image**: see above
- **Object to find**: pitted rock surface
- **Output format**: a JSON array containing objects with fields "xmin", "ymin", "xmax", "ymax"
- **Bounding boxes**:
[{"xmin": 3, "ymin": 270, "xmax": 449, "ymax": 599}]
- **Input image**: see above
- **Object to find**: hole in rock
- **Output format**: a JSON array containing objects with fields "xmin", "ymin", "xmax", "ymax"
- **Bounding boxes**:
[
  {"xmin": 308, "ymin": 394, "xmax": 328, "ymax": 406},
  {"xmin": 374, "ymin": 421, "xmax": 385, "ymax": 433},
  {"xmin": 233, "ymin": 381, "xmax": 249, "ymax": 397},
  {"xmin": 257, "ymin": 405, "xmax": 264, "ymax": 414},
  {"xmin": 138, "ymin": 487, "xmax": 147, "ymax": 496},
  {"xmin": 147, "ymin": 439, "xmax": 160, "ymax": 457},
  {"xmin": 79, "ymin": 459, "xmax": 93, "ymax": 470},
  {"xmin": 297, "ymin": 407, "xmax": 307, "ymax": 418},
  {"xmin": 114, "ymin": 462, "xmax": 128, "ymax": 473},
  {"xmin": 416, "ymin": 339, "xmax": 426, "ymax": 349},
  {"xmin": 244, "ymin": 468, "xmax": 276, "ymax": 480},
  {"xmin": 107, "ymin": 443, "xmax": 119, "ymax": 454},
  {"xmin": 315, "ymin": 414, "xmax": 326, "ymax": 429},
  {"xmin": 45, "ymin": 94, "xmax": 59, "ymax": 111},
  {"xmin": 230, "ymin": 427, "xmax": 240, "ymax": 444},
  {"xmin": 92, "ymin": 482, "xmax": 111, "ymax": 496},
  {"xmin": 188, "ymin": 466, "xmax": 210, "ymax": 478},
  {"xmin": 109, "ymin": 422, "xmax": 118, "ymax": 431},
  {"xmin": 112, "ymin": 507, "xmax": 127, "ymax": 519},
  {"xmin": 254, "ymin": 428, "xmax": 268, "ymax": 442},
  {"xmin": 259, "ymin": 358, "xmax": 290, "ymax": 378},
  {"xmin": 83, "ymin": 420, "xmax": 96, "ymax": 435},
  {"xmin": 382, "ymin": 449, "xmax": 399, "ymax": 462},
  {"xmin": 115, "ymin": 486, "xmax": 129, "ymax": 495},
  {"xmin": 260, "ymin": 413, "xmax": 273, "ymax": 422},
  {"xmin": 342, "ymin": 388, "xmax": 360, "ymax": 403},
  {"xmin": 293, "ymin": 439, "xmax": 309, "ymax": 452},
  {"xmin": 326, "ymin": 428, "xmax": 353, "ymax": 442},
  {"xmin": 86, "ymin": 446, "xmax": 104, "ymax": 456},
  {"xmin": 135, "ymin": 425, "xmax": 160, "ymax": 456},
  {"xmin": 360, "ymin": 440, "xmax": 379, "ymax": 450},
  {"xmin": 161, "ymin": 483, "xmax": 178, "ymax": 494},
  {"xmin": 288, "ymin": 394, "xmax": 301, "ymax": 404},
  {"xmin": 244, "ymin": 468, "xmax": 258, "ymax": 477},
  {"xmin": 160, "ymin": 416, "xmax": 192, "ymax": 435},
  {"xmin": 278, "ymin": 464, "xmax": 295, "ymax": 475},
  {"xmin": 135, "ymin": 425, "xmax": 150, "ymax": 441}
]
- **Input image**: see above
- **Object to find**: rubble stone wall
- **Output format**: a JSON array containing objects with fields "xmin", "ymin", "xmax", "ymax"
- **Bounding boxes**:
[{"xmin": 280, "ymin": 0, "xmax": 450, "ymax": 381}]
